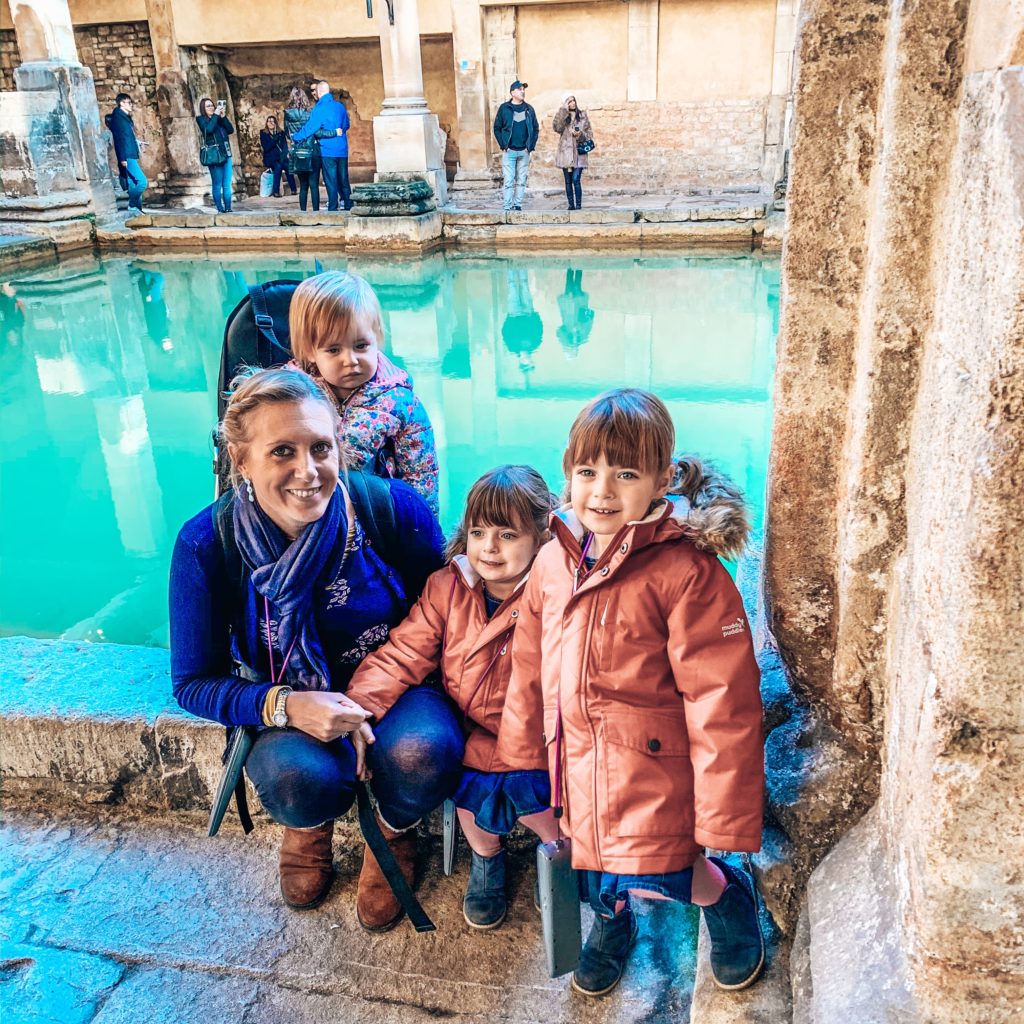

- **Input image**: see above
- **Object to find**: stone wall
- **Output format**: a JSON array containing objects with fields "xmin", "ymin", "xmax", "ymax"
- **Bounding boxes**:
[
  {"xmin": 528, "ymin": 98, "xmax": 768, "ymax": 191},
  {"xmin": 765, "ymin": 0, "xmax": 1024, "ymax": 1020},
  {"xmin": 0, "ymin": 29, "xmax": 17, "ymax": 91},
  {"xmin": 73, "ymin": 21, "xmax": 169, "ymax": 199}
]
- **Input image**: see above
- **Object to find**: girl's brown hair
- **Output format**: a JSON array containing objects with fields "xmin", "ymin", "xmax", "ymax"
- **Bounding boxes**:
[
  {"xmin": 289, "ymin": 271, "xmax": 385, "ymax": 371},
  {"xmin": 198, "ymin": 96, "xmax": 214, "ymax": 116},
  {"xmin": 562, "ymin": 388, "xmax": 675, "ymax": 479},
  {"xmin": 220, "ymin": 366, "xmax": 340, "ymax": 488},
  {"xmin": 446, "ymin": 465, "xmax": 556, "ymax": 561}
]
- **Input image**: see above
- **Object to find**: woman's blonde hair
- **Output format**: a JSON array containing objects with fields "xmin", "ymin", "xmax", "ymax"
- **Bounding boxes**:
[
  {"xmin": 446, "ymin": 465, "xmax": 556, "ymax": 561},
  {"xmin": 562, "ymin": 388, "xmax": 674, "ymax": 479},
  {"xmin": 289, "ymin": 271, "xmax": 385, "ymax": 372},
  {"xmin": 220, "ymin": 366, "xmax": 340, "ymax": 488}
]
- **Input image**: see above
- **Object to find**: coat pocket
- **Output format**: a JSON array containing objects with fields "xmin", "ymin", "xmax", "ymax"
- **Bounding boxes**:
[{"xmin": 599, "ymin": 708, "xmax": 693, "ymax": 839}]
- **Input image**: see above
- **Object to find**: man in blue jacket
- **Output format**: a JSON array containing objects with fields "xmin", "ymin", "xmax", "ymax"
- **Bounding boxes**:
[
  {"xmin": 292, "ymin": 80, "xmax": 351, "ymax": 211},
  {"xmin": 493, "ymin": 80, "xmax": 539, "ymax": 212},
  {"xmin": 105, "ymin": 93, "xmax": 148, "ymax": 212}
]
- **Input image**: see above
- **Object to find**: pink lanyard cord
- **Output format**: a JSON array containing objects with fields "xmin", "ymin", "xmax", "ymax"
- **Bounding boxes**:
[
  {"xmin": 553, "ymin": 531, "xmax": 596, "ymax": 821},
  {"xmin": 264, "ymin": 595, "xmax": 298, "ymax": 687},
  {"xmin": 462, "ymin": 626, "xmax": 514, "ymax": 716}
]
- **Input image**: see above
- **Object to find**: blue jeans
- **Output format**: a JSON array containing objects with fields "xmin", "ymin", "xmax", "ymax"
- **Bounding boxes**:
[
  {"xmin": 267, "ymin": 157, "xmax": 295, "ymax": 195},
  {"xmin": 562, "ymin": 167, "xmax": 583, "ymax": 208},
  {"xmin": 245, "ymin": 688, "xmax": 465, "ymax": 829},
  {"xmin": 208, "ymin": 157, "xmax": 232, "ymax": 212},
  {"xmin": 122, "ymin": 158, "xmax": 147, "ymax": 211},
  {"xmin": 320, "ymin": 155, "xmax": 351, "ymax": 211},
  {"xmin": 502, "ymin": 149, "xmax": 530, "ymax": 210}
]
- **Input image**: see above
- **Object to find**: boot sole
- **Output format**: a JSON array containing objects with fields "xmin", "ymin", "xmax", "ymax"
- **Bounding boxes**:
[
  {"xmin": 280, "ymin": 868, "xmax": 335, "ymax": 911},
  {"xmin": 570, "ymin": 918, "xmax": 639, "ymax": 998},
  {"xmin": 356, "ymin": 907, "xmax": 405, "ymax": 933},
  {"xmin": 463, "ymin": 906, "xmax": 508, "ymax": 931}
]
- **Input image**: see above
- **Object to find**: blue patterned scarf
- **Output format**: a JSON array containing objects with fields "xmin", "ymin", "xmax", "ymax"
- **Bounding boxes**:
[{"xmin": 233, "ymin": 485, "xmax": 346, "ymax": 691}]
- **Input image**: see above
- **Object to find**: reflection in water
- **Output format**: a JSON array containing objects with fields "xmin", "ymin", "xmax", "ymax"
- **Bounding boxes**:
[
  {"xmin": 0, "ymin": 252, "xmax": 779, "ymax": 648},
  {"xmin": 502, "ymin": 268, "xmax": 545, "ymax": 379},
  {"xmin": 556, "ymin": 268, "xmax": 595, "ymax": 358}
]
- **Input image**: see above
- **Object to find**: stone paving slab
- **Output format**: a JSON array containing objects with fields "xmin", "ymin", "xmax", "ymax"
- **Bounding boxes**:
[{"xmin": 0, "ymin": 810, "xmax": 699, "ymax": 1024}]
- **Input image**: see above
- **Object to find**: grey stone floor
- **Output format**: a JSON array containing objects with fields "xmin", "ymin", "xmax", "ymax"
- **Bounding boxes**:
[{"xmin": 0, "ymin": 809, "xmax": 699, "ymax": 1024}]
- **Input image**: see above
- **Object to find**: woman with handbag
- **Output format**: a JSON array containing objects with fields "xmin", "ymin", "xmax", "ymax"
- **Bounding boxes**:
[
  {"xmin": 552, "ymin": 94, "xmax": 593, "ymax": 211},
  {"xmin": 260, "ymin": 115, "xmax": 296, "ymax": 198},
  {"xmin": 285, "ymin": 86, "xmax": 323, "ymax": 212},
  {"xmin": 196, "ymin": 97, "xmax": 235, "ymax": 213},
  {"xmin": 170, "ymin": 366, "xmax": 465, "ymax": 928}
]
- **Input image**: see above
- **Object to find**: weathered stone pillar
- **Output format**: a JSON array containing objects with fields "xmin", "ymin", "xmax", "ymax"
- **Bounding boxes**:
[
  {"xmin": 482, "ymin": 4, "xmax": 517, "ymax": 176},
  {"xmin": 449, "ymin": 0, "xmax": 493, "ymax": 193},
  {"xmin": 762, "ymin": 0, "xmax": 800, "ymax": 193},
  {"xmin": 143, "ymin": 0, "xmax": 208, "ymax": 205},
  {"xmin": 627, "ymin": 0, "xmax": 659, "ymax": 102},
  {"xmin": 373, "ymin": 0, "xmax": 448, "ymax": 204},
  {"xmin": 7, "ymin": 0, "xmax": 115, "ymax": 218}
]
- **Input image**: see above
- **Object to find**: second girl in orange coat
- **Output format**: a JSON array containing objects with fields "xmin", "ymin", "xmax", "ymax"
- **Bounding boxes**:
[{"xmin": 346, "ymin": 465, "xmax": 558, "ymax": 929}]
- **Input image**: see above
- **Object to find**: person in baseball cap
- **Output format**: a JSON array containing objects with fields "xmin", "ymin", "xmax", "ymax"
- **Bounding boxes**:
[{"xmin": 493, "ymin": 80, "xmax": 539, "ymax": 211}]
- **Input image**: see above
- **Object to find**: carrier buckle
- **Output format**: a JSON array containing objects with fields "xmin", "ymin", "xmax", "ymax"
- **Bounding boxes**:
[{"xmin": 254, "ymin": 314, "xmax": 274, "ymax": 329}]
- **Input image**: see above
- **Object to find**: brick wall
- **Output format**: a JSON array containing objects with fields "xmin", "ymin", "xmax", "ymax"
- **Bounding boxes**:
[
  {"xmin": 527, "ymin": 99, "xmax": 768, "ymax": 193},
  {"xmin": 74, "ymin": 22, "xmax": 169, "ymax": 199},
  {"xmin": 1, "ymin": 29, "xmax": 19, "ymax": 92}
]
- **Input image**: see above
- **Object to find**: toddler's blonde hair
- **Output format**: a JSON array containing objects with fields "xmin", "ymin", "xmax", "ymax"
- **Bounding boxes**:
[{"xmin": 289, "ymin": 271, "xmax": 384, "ymax": 372}]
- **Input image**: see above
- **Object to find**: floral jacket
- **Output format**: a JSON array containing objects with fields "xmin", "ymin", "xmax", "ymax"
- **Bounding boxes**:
[{"xmin": 292, "ymin": 353, "xmax": 440, "ymax": 514}]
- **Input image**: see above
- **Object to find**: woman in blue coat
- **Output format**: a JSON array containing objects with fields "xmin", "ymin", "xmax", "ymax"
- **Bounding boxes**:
[{"xmin": 169, "ymin": 367, "xmax": 463, "ymax": 930}]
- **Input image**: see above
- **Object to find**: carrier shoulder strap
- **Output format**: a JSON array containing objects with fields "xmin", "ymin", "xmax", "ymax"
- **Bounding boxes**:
[
  {"xmin": 210, "ymin": 490, "xmax": 255, "ymax": 834},
  {"xmin": 345, "ymin": 470, "xmax": 399, "ymax": 564},
  {"xmin": 248, "ymin": 283, "xmax": 284, "ymax": 359}
]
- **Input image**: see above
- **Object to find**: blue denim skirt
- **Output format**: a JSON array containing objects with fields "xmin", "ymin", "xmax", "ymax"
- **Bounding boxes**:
[
  {"xmin": 452, "ymin": 768, "xmax": 551, "ymax": 834},
  {"xmin": 583, "ymin": 867, "xmax": 695, "ymax": 916}
]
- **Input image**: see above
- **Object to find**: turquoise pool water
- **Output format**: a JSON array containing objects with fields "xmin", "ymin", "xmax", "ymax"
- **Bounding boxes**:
[{"xmin": 0, "ymin": 251, "xmax": 778, "ymax": 648}]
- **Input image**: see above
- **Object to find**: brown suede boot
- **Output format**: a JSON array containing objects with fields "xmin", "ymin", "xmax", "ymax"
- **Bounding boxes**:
[
  {"xmin": 356, "ymin": 818, "xmax": 417, "ymax": 932},
  {"xmin": 279, "ymin": 821, "xmax": 335, "ymax": 910}
]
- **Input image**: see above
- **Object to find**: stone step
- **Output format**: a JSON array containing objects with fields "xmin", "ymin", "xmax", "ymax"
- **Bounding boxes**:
[{"xmin": 0, "ymin": 809, "xmax": 698, "ymax": 1023}]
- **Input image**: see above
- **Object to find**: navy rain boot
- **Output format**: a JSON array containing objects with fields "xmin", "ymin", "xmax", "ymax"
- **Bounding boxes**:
[
  {"xmin": 571, "ymin": 907, "xmax": 638, "ymax": 997},
  {"xmin": 463, "ymin": 848, "xmax": 508, "ymax": 929},
  {"xmin": 701, "ymin": 858, "xmax": 765, "ymax": 991}
]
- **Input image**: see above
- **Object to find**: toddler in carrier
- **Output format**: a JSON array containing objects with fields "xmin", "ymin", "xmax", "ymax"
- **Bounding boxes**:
[
  {"xmin": 498, "ymin": 388, "xmax": 766, "ymax": 994},
  {"xmin": 289, "ymin": 270, "xmax": 439, "ymax": 513},
  {"xmin": 347, "ymin": 464, "xmax": 560, "ymax": 928}
]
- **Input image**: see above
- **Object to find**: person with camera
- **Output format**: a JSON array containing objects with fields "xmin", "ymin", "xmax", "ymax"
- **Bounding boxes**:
[
  {"xmin": 196, "ymin": 97, "xmax": 236, "ymax": 213},
  {"xmin": 552, "ymin": 94, "xmax": 593, "ymax": 211}
]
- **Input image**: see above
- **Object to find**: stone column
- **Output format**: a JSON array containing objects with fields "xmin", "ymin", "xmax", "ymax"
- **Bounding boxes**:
[
  {"xmin": 373, "ymin": 0, "xmax": 449, "ymax": 204},
  {"xmin": 449, "ymin": 0, "xmax": 494, "ymax": 194},
  {"xmin": 482, "ymin": 5, "xmax": 517, "ymax": 173},
  {"xmin": 143, "ymin": 0, "xmax": 208, "ymax": 205},
  {"xmin": 762, "ymin": 0, "xmax": 800, "ymax": 194},
  {"xmin": 627, "ymin": 0, "xmax": 659, "ymax": 102},
  {"xmin": 8, "ymin": 0, "xmax": 116, "ymax": 218}
]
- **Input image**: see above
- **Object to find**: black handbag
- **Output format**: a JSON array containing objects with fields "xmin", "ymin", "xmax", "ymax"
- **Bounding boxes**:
[
  {"xmin": 200, "ymin": 128, "xmax": 228, "ymax": 167},
  {"xmin": 577, "ymin": 137, "xmax": 596, "ymax": 155},
  {"xmin": 289, "ymin": 141, "xmax": 313, "ymax": 173}
]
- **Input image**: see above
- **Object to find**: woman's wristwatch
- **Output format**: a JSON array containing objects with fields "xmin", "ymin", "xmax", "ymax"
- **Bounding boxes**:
[{"xmin": 272, "ymin": 686, "xmax": 293, "ymax": 728}]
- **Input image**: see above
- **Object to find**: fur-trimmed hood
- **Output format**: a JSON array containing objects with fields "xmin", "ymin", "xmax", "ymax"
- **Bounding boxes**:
[{"xmin": 553, "ymin": 454, "xmax": 751, "ymax": 562}]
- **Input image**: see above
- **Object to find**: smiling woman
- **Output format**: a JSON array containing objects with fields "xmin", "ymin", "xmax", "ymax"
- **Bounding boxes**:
[{"xmin": 168, "ymin": 366, "xmax": 465, "ymax": 931}]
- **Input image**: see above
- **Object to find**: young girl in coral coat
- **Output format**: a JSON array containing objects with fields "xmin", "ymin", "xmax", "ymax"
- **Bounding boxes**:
[
  {"xmin": 346, "ymin": 464, "xmax": 559, "ymax": 929},
  {"xmin": 497, "ymin": 388, "xmax": 766, "ymax": 995}
]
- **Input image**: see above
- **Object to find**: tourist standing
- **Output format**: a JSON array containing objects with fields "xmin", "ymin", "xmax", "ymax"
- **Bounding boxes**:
[
  {"xmin": 552, "ymin": 94, "xmax": 592, "ymax": 210},
  {"xmin": 493, "ymin": 80, "xmax": 539, "ymax": 212},
  {"xmin": 106, "ymin": 93, "xmax": 148, "ymax": 213},
  {"xmin": 284, "ymin": 86, "xmax": 322, "ymax": 212},
  {"xmin": 196, "ymin": 97, "xmax": 235, "ymax": 213},
  {"xmin": 260, "ymin": 116, "xmax": 295, "ymax": 198},
  {"xmin": 292, "ymin": 81, "xmax": 351, "ymax": 212}
]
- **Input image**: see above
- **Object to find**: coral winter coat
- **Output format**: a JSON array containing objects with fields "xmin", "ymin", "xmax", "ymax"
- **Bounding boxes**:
[
  {"xmin": 346, "ymin": 556, "xmax": 532, "ymax": 773},
  {"xmin": 496, "ymin": 493, "xmax": 764, "ymax": 875}
]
